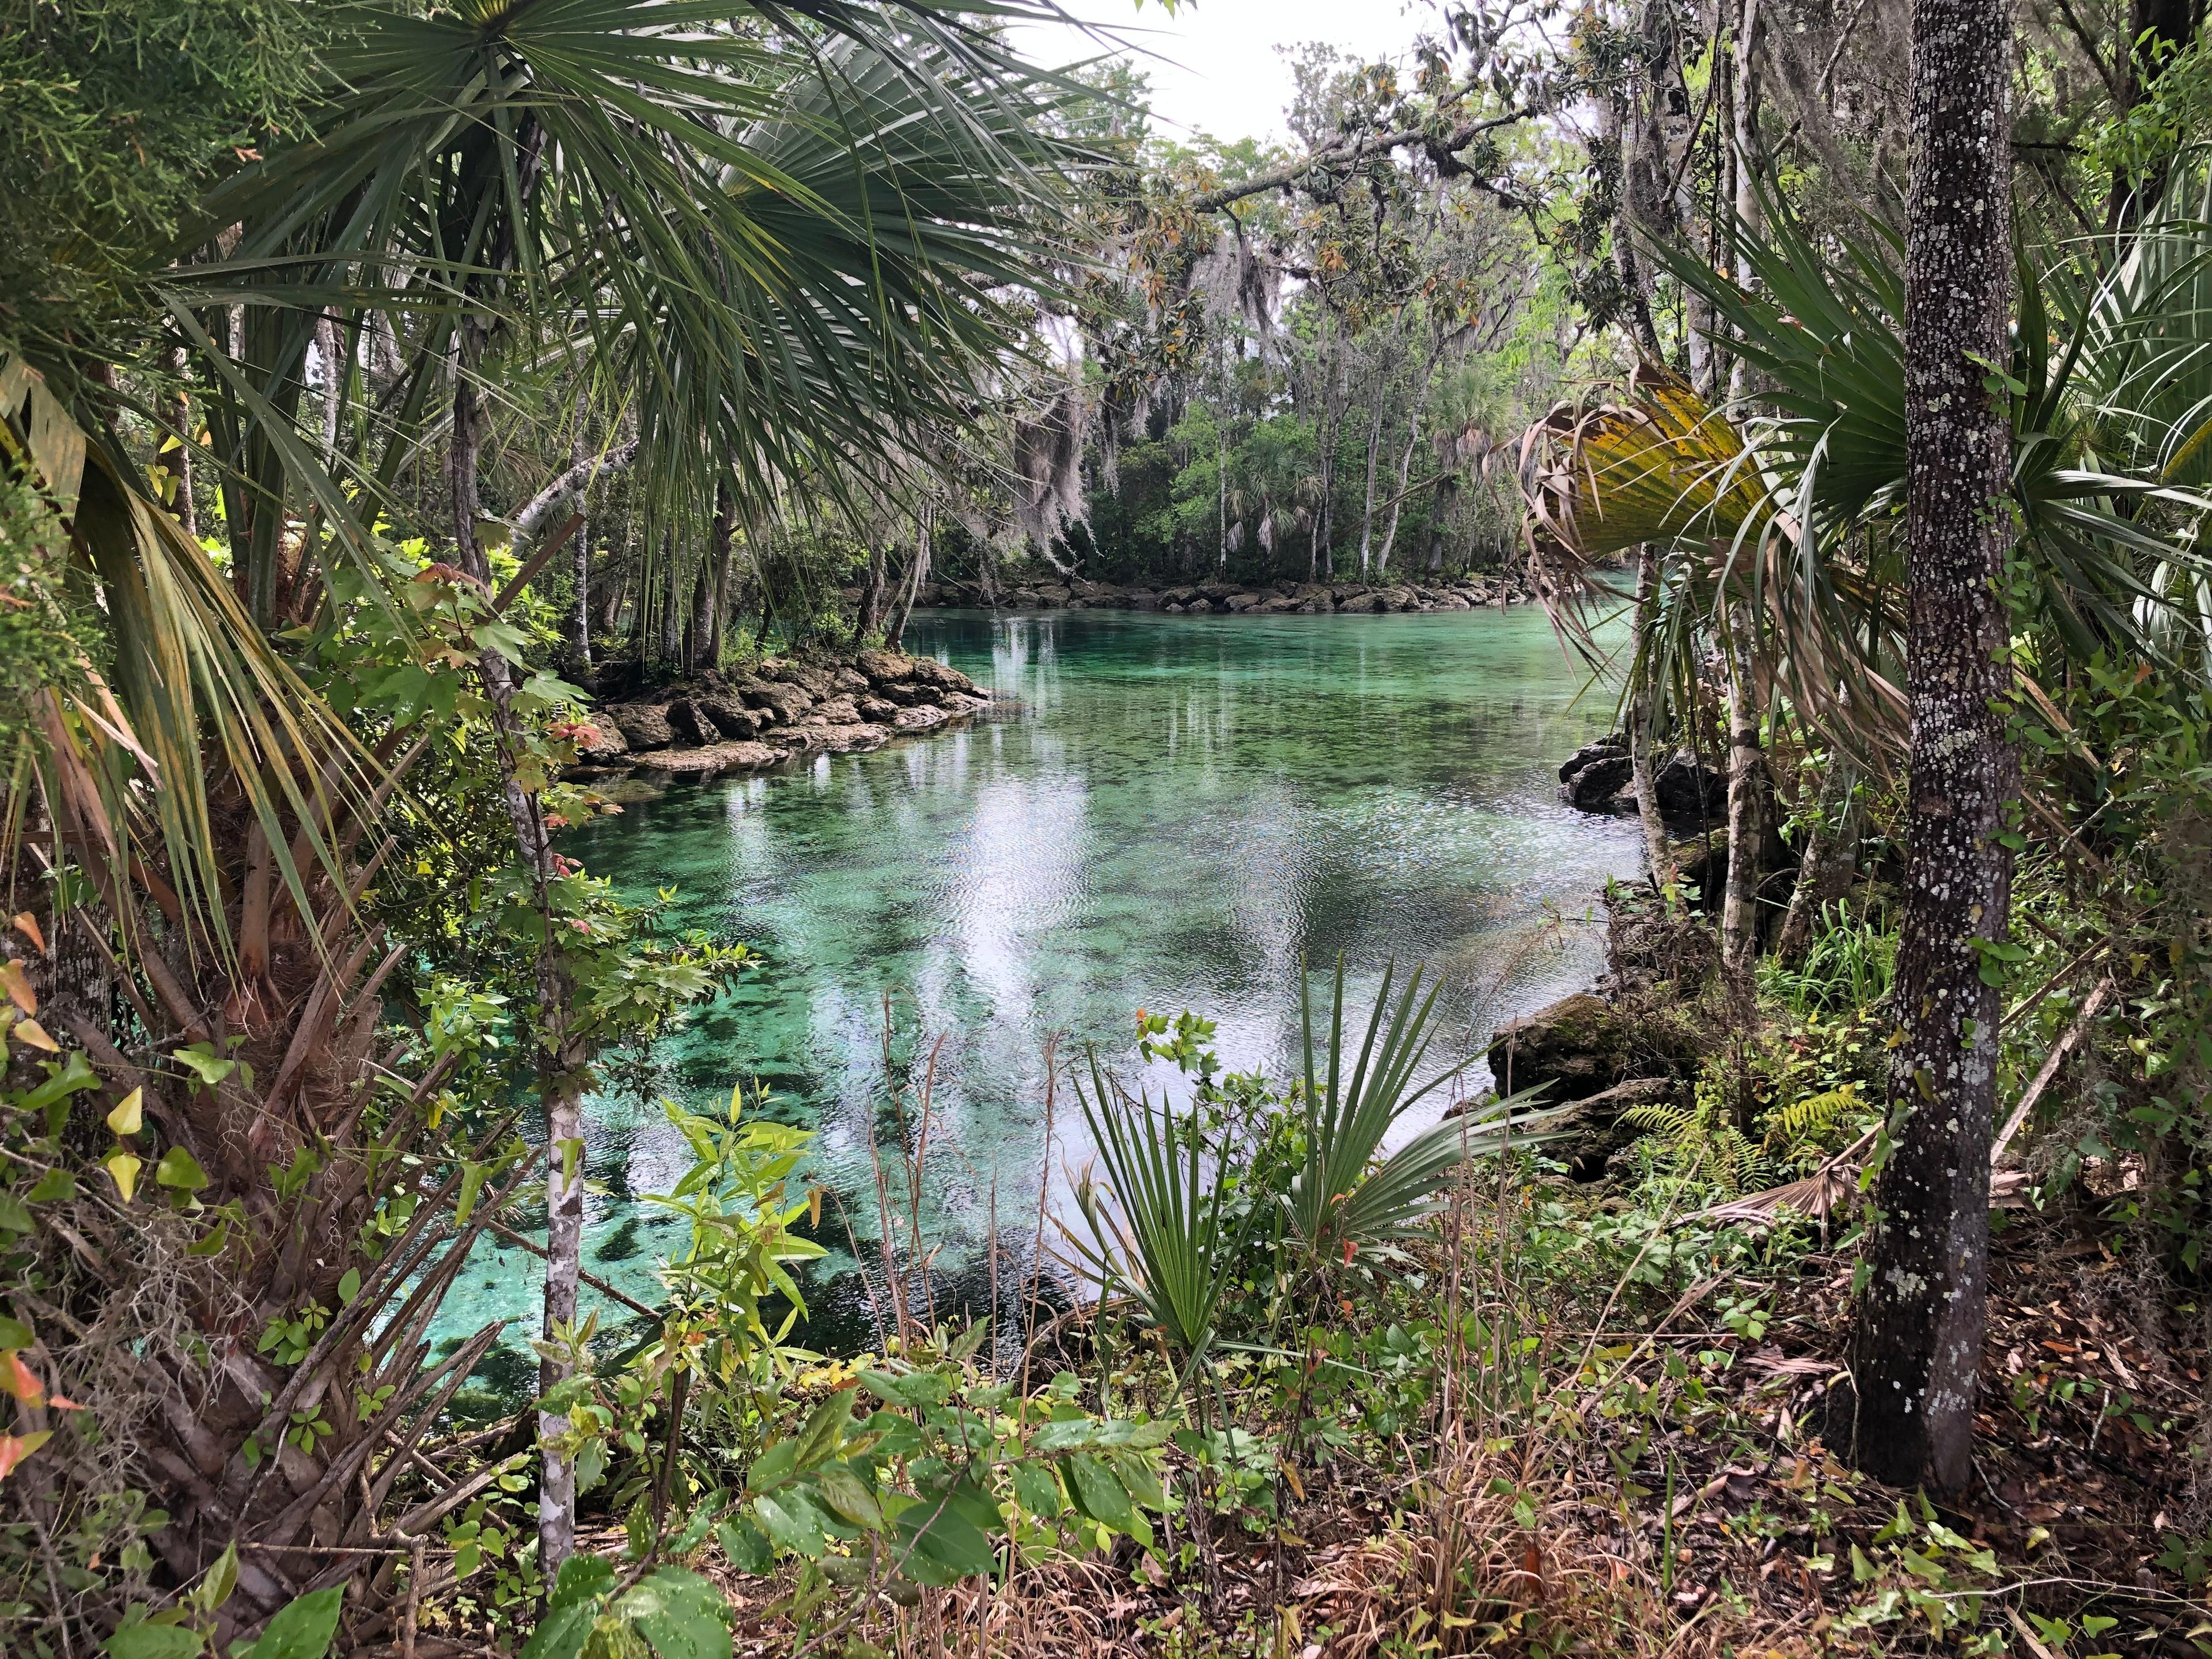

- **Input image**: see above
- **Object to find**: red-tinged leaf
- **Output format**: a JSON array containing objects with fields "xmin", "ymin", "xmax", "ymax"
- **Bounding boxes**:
[
  {"xmin": 0, "ymin": 1431, "xmax": 52, "ymax": 1479},
  {"xmin": 48, "ymin": 1394, "xmax": 84, "ymax": 1411},
  {"xmin": 0, "ymin": 1351, "xmax": 42, "ymax": 1404},
  {"xmin": 9, "ymin": 914, "xmax": 43, "ymax": 955},
  {"xmin": 0, "ymin": 960, "xmax": 34, "ymax": 1016}
]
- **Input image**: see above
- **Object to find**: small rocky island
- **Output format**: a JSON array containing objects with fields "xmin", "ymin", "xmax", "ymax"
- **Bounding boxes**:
[{"xmin": 571, "ymin": 647, "xmax": 990, "ymax": 778}]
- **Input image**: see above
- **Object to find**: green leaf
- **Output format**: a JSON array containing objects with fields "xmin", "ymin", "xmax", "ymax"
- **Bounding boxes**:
[
  {"xmin": 156, "ymin": 1147, "xmax": 210, "ymax": 1192},
  {"xmin": 0, "ymin": 1191, "xmax": 29, "ymax": 1233},
  {"xmin": 0, "ymin": 1313, "xmax": 33, "ymax": 1349},
  {"xmin": 789, "ymin": 1388, "xmax": 853, "ymax": 1471},
  {"xmin": 613, "ymin": 1566, "xmax": 733, "ymax": 1659},
  {"xmin": 549, "ymin": 1552, "xmax": 618, "ymax": 1612},
  {"xmin": 172, "ymin": 1043, "xmax": 238, "ymax": 1090},
  {"xmin": 892, "ymin": 1498, "xmax": 995, "ymax": 1582},
  {"xmin": 248, "ymin": 1586, "xmax": 344, "ymax": 1659},
  {"xmin": 26, "ymin": 1168, "xmax": 74, "ymax": 1203},
  {"xmin": 517, "ymin": 1601, "xmax": 596, "ymax": 1659},
  {"xmin": 454, "ymin": 1161, "xmax": 486, "ymax": 1227},
  {"xmin": 859, "ymin": 1368, "xmax": 950, "ymax": 1410},
  {"xmin": 1063, "ymin": 1453, "xmax": 1137, "ymax": 1535},
  {"xmin": 335, "ymin": 1268, "xmax": 362, "ymax": 1307},
  {"xmin": 811, "ymin": 1464, "xmax": 884, "ymax": 1531},
  {"xmin": 751, "ymin": 1493, "xmax": 825, "ymax": 1558},
  {"xmin": 105, "ymin": 1623, "xmax": 204, "ymax": 1659},
  {"xmin": 714, "ymin": 1516, "xmax": 772, "ymax": 1575},
  {"xmin": 1009, "ymin": 1460, "xmax": 1064, "ymax": 1519}
]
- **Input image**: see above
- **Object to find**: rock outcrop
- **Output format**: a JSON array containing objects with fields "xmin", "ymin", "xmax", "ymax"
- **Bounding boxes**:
[
  {"xmin": 912, "ymin": 574, "xmax": 1531, "ymax": 615},
  {"xmin": 577, "ymin": 649, "xmax": 989, "ymax": 782},
  {"xmin": 1488, "ymin": 992, "xmax": 1636, "ymax": 1104}
]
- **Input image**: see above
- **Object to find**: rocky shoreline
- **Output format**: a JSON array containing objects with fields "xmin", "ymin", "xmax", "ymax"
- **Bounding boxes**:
[
  {"xmin": 914, "ymin": 573, "xmax": 1530, "ymax": 615},
  {"xmin": 569, "ymin": 647, "xmax": 990, "ymax": 780}
]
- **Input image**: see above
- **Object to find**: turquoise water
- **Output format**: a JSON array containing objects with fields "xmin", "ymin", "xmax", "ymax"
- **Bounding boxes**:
[{"xmin": 435, "ymin": 608, "xmax": 1640, "ymax": 1366}]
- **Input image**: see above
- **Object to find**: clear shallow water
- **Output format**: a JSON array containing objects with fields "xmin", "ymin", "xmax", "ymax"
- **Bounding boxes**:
[{"xmin": 434, "ymin": 608, "xmax": 1640, "ymax": 1370}]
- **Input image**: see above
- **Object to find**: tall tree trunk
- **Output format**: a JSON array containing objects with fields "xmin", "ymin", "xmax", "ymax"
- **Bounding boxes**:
[
  {"xmin": 707, "ymin": 484, "xmax": 735, "ymax": 666},
  {"xmin": 2108, "ymin": 0, "xmax": 2197, "ymax": 229},
  {"xmin": 886, "ymin": 509, "xmax": 931, "ymax": 651},
  {"xmin": 449, "ymin": 319, "xmax": 594, "ymax": 1577},
  {"xmin": 1356, "ymin": 398, "xmax": 1384, "ymax": 576},
  {"xmin": 1849, "ymin": 0, "xmax": 2016, "ymax": 1495},
  {"xmin": 658, "ymin": 537, "xmax": 681, "ymax": 665},
  {"xmin": 685, "ymin": 543, "xmax": 713, "ymax": 673},
  {"xmin": 1718, "ymin": 611, "xmax": 1766, "ymax": 1030},
  {"xmin": 1629, "ymin": 544, "xmax": 1672, "ymax": 884},
  {"xmin": 315, "ymin": 312, "xmax": 344, "ymax": 463},
  {"xmin": 1217, "ymin": 426, "xmax": 1229, "ymax": 571},
  {"xmin": 162, "ymin": 344, "xmax": 197, "ymax": 539},
  {"xmin": 1775, "ymin": 750, "xmax": 1861, "ymax": 961},
  {"xmin": 1374, "ymin": 411, "xmax": 1421, "ymax": 575},
  {"xmin": 568, "ymin": 397, "xmax": 591, "ymax": 669},
  {"xmin": 1728, "ymin": 0, "xmax": 1764, "ymax": 403}
]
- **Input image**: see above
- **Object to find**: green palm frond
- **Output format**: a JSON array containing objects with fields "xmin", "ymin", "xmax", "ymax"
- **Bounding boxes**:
[
  {"xmin": 1064, "ymin": 1057, "xmax": 1247, "ymax": 1382},
  {"xmin": 1523, "ymin": 176, "xmax": 2212, "ymax": 760},
  {"xmin": 2, "ymin": 353, "xmax": 369, "ymax": 961},
  {"xmin": 1290, "ymin": 959, "xmax": 1555, "ymax": 1267}
]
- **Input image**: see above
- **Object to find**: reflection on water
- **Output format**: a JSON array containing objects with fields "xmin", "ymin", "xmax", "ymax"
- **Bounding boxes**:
[{"xmin": 431, "ymin": 608, "xmax": 1639, "ymax": 1373}]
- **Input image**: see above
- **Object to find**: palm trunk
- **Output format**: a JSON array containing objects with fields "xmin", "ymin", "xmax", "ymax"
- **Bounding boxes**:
[
  {"xmin": 1628, "ymin": 544, "xmax": 1671, "ymax": 884},
  {"xmin": 1849, "ymin": 0, "xmax": 2016, "ymax": 1495},
  {"xmin": 1775, "ymin": 751, "xmax": 1861, "ymax": 962},
  {"xmin": 1727, "ymin": 0, "xmax": 1765, "ymax": 404}
]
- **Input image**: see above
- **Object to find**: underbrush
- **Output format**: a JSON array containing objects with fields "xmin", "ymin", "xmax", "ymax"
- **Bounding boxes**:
[{"xmin": 373, "ymin": 947, "xmax": 2212, "ymax": 1659}]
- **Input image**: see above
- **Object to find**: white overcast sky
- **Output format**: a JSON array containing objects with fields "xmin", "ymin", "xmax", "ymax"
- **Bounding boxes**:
[{"xmin": 1009, "ymin": 0, "xmax": 1444, "ymax": 147}]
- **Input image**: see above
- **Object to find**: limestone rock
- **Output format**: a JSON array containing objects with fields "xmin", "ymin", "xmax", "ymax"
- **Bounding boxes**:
[
  {"xmin": 813, "ymin": 696, "xmax": 861, "ymax": 725},
  {"xmin": 1487, "ymin": 993, "xmax": 1633, "ymax": 1104},
  {"xmin": 666, "ymin": 699, "xmax": 721, "ymax": 747},
  {"xmin": 1562, "ymin": 754, "xmax": 1634, "ymax": 810},
  {"xmin": 832, "ymin": 666, "xmax": 872, "ymax": 695},
  {"xmin": 857, "ymin": 647, "xmax": 915, "ymax": 684},
  {"xmin": 698, "ymin": 695, "xmax": 764, "ymax": 739},
  {"xmin": 1654, "ymin": 752, "xmax": 1726, "ymax": 819},
  {"xmin": 744, "ymin": 680, "xmax": 814, "ymax": 722},
  {"xmin": 1558, "ymin": 737, "xmax": 1628, "ymax": 783},
  {"xmin": 891, "ymin": 704, "xmax": 949, "ymax": 733},
  {"xmin": 635, "ymin": 740, "xmax": 781, "ymax": 775},
  {"xmin": 858, "ymin": 695, "xmax": 900, "ymax": 721},
  {"xmin": 571, "ymin": 718, "xmax": 628, "ymax": 763},
  {"xmin": 765, "ymin": 659, "xmax": 836, "ymax": 698},
  {"xmin": 604, "ymin": 703, "xmax": 675, "ymax": 752}
]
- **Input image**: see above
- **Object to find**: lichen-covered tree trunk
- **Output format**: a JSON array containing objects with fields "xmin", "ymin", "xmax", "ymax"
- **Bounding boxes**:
[
  {"xmin": 1629, "ymin": 544, "xmax": 1671, "ymax": 884},
  {"xmin": 1718, "ymin": 611, "xmax": 1765, "ymax": 1028},
  {"xmin": 1849, "ymin": 0, "xmax": 2016, "ymax": 1494},
  {"xmin": 450, "ymin": 321, "xmax": 594, "ymax": 1571}
]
